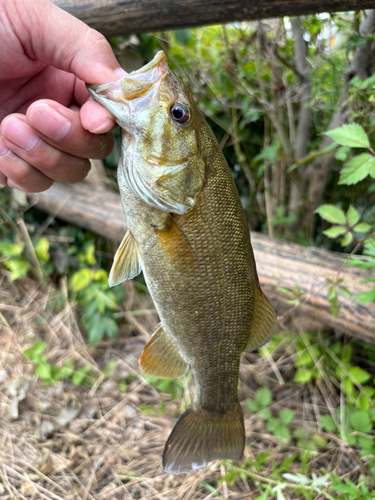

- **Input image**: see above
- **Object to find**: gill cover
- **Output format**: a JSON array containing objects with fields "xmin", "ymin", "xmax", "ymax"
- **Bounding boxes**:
[{"xmin": 87, "ymin": 51, "xmax": 206, "ymax": 215}]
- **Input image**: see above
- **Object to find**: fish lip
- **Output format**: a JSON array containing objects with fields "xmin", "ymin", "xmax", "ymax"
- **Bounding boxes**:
[
  {"xmin": 86, "ymin": 50, "xmax": 168, "ymax": 102},
  {"xmin": 86, "ymin": 81, "xmax": 118, "ymax": 97},
  {"xmin": 129, "ymin": 50, "xmax": 167, "ymax": 77}
]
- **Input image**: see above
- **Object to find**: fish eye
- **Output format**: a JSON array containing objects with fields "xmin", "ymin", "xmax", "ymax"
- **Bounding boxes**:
[{"xmin": 170, "ymin": 102, "xmax": 190, "ymax": 124}]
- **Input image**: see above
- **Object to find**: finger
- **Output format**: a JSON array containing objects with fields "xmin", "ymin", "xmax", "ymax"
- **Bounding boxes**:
[
  {"xmin": 11, "ymin": 0, "xmax": 127, "ymax": 84},
  {"xmin": 1, "ymin": 115, "xmax": 91, "ymax": 184},
  {"xmin": 0, "ymin": 136, "xmax": 53, "ymax": 193},
  {"xmin": 80, "ymin": 99, "xmax": 118, "ymax": 134},
  {"xmin": 0, "ymin": 171, "xmax": 7, "ymax": 186},
  {"xmin": 27, "ymin": 100, "xmax": 115, "ymax": 158}
]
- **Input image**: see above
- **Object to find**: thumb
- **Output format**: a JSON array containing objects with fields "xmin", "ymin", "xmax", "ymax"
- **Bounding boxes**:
[{"xmin": 14, "ymin": 0, "xmax": 126, "ymax": 84}]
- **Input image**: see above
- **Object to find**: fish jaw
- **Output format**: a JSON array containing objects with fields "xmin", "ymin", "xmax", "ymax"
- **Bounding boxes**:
[
  {"xmin": 86, "ymin": 80, "xmax": 128, "ymax": 124},
  {"xmin": 86, "ymin": 50, "xmax": 170, "ymax": 131}
]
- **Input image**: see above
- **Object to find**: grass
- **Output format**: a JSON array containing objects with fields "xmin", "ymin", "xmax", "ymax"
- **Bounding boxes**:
[{"xmin": 0, "ymin": 261, "xmax": 374, "ymax": 499}]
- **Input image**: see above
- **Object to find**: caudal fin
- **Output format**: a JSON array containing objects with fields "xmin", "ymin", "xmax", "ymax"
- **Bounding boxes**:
[{"xmin": 163, "ymin": 402, "xmax": 244, "ymax": 474}]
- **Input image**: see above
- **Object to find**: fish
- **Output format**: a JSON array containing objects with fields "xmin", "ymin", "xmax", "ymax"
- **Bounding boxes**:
[{"xmin": 87, "ymin": 50, "xmax": 277, "ymax": 474}]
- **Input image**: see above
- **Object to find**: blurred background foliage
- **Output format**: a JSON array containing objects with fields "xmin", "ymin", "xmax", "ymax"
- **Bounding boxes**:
[{"xmin": 107, "ymin": 12, "xmax": 375, "ymax": 247}]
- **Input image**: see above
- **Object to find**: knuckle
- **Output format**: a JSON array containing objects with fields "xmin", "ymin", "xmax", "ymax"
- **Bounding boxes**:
[
  {"xmin": 71, "ymin": 159, "xmax": 91, "ymax": 183},
  {"xmin": 95, "ymin": 133, "xmax": 115, "ymax": 159}
]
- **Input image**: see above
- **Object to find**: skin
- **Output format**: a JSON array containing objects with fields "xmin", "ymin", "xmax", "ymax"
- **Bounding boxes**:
[{"xmin": 0, "ymin": 0, "xmax": 126, "ymax": 192}]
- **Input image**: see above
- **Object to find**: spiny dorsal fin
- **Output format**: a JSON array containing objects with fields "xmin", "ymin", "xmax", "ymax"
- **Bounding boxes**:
[
  {"xmin": 139, "ymin": 323, "xmax": 188, "ymax": 379},
  {"xmin": 246, "ymin": 285, "xmax": 278, "ymax": 352},
  {"xmin": 108, "ymin": 230, "xmax": 142, "ymax": 287}
]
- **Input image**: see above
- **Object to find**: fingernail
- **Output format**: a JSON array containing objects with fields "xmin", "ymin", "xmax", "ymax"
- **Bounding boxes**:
[
  {"xmin": 2, "ymin": 117, "xmax": 39, "ymax": 151},
  {"xmin": 114, "ymin": 67, "xmax": 128, "ymax": 78},
  {"xmin": 89, "ymin": 118, "xmax": 115, "ymax": 134},
  {"xmin": 29, "ymin": 104, "xmax": 71, "ymax": 141}
]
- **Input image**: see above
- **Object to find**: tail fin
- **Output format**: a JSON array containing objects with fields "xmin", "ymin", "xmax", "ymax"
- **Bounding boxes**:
[{"xmin": 163, "ymin": 402, "xmax": 244, "ymax": 474}]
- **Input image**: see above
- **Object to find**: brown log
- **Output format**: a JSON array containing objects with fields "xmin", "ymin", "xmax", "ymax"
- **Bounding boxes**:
[
  {"xmin": 51, "ymin": 0, "xmax": 375, "ymax": 38},
  {"xmin": 29, "ymin": 183, "xmax": 375, "ymax": 343}
]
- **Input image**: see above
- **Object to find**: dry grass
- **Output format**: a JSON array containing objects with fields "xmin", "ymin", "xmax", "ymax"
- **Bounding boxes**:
[{"xmin": 0, "ymin": 266, "xmax": 372, "ymax": 499}]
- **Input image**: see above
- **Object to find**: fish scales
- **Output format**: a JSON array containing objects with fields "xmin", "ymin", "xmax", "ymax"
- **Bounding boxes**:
[{"xmin": 87, "ymin": 50, "xmax": 277, "ymax": 474}]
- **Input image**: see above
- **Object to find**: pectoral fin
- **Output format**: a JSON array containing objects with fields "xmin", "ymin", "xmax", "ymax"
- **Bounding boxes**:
[
  {"xmin": 109, "ymin": 230, "xmax": 142, "ymax": 287},
  {"xmin": 139, "ymin": 323, "xmax": 188, "ymax": 378},
  {"xmin": 155, "ymin": 216, "xmax": 195, "ymax": 260},
  {"xmin": 246, "ymin": 285, "xmax": 278, "ymax": 352}
]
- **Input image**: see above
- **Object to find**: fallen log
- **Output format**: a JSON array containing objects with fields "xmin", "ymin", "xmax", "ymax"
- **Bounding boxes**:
[
  {"xmin": 29, "ymin": 182, "xmax": 375, "ymax": 343},
  {"xmin": 52, "ymin": 0, "xmax": 375, "ymax": 38}
]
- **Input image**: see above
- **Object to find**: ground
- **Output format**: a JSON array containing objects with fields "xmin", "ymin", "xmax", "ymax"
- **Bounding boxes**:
[{"xmin": 0, "ymin": 266, "xmax": 374, "ymax": 500}]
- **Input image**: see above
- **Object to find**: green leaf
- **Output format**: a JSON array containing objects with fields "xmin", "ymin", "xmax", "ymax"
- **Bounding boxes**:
[
  {"xmin": 323, "ymin": 226, "xmax": 347, "ymax": 238},
  {"xmin": 2, "ymin": 258, "xmax": 30, "ymax": 281},
  {"xmin": 342, "ymin": 344, "xmax": 352, "ymax": 362},
  {"xmin": 35, "ymin": 363, "xmax": 52, "ymax": 382},
  {"xmin": 320, "ymin": 415, "xmax": 337, "ymax": 432},
  {"xmin": 355, "ymin": 287, "xmax": 375, "ymax": 304},
  {"xmin": 72, "ymin": 365, "xmax": 91, "ymax": 386},
  {"xmin": 59, "ymin": 360, "xmax": 74, "ymax": 379},
  {"xmin": 272, "ymin": 424, "xmax": 291, "ymax": 441},
  {"xmin": 70, "ymin": 268, "xmax": 94, "ymax": 292},
  {"xmin": 279, "ymin": 410, "xmax": 294, "ymax": 424},
  {"xmin": 0, "ymin": 242, "xmax": 23, "ymax": 257},
  {"xmin": 341, "ymin": 232, "xmax": 354, "ymax": 247},
  {"xmin": 85, "ymin": 244, "xmax": 96, "ymax": 266},
  {"xmin": 101, "ymin": 316, "xmax": 119, "ymax": 339},
  {"xmin": 294, "ymin": 350, "xmax": 314, "ymax": 368},
  {"xmin": 312, "ymin": 434, "xmax": 327, "ymax": 448},
  {"xmin": 353, "ymin": 222, "xmax": 372, "ymax": 233},
  {"xmin": 23, "ymin": 342, "xmax": 47, "ymax": 363},
  {"xmin": 335, "ymin": 146, "xmax": 350, "ymax": 162},
  {"xmin": 349, "ymin": 411, "xmax": 372, "ymax": 433},
  {"xmin": 255, "ymin": 387, "xmax": 272, "ymax": 408},
  {"xmin": 343, "ymin": 430, "xmax": 357, "ymax": 446},
  {"xmin": 343, "ymin": 377, "xmax": 354, "ymax": 395},
  {"xmin": 324, "ymin": 124, "xmax": 369, "ymax": 148},
  {"xmin": 314, "ymin": 205, "xmax": 346, "ymax": 224},
  {"xmin": 358, "ymin": 436, "xmax": 375, "ymax": 450},
  {"xmin": 338, "ymin": 153, "xmax": 375, "ymax": 185},
  {"xmin": 266, "ymin": 417, "xmax": 279, "ymax": 432},
  {"xmin": 259, "ymin": 408, "xmax": 272, "ymax": 420},
  {"xmin": 349, "ymin": 366, "xmax": 371, "ymax": 385},
  {"xmin": 247, "ymin": 399, "xmax": 259, "ymax": 412},
  {"xmin": 346, "ymin": 206, "xmax": 360, "ymax": 227},
  {"xmin": 174, "ymin": 29, "xmax": 192, "ymax": 46},
  {"xmin": 34, "ymin": 237, "xmax": 49, "ymax": 262},
  {"xmin": 294, "ymin": 367, "xmax": 313, "ymax": 383}
]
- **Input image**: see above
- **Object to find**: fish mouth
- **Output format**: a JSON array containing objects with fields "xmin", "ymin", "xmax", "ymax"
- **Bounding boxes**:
[{"xmin": 86, "ymin": 51, "xmax": 169, "ymax": 113}]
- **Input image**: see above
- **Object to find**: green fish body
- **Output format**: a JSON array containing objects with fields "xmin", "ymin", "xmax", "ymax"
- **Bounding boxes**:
[{"xmin": 88, "ymin": 51, "xmax": 277, "ymax": 474}]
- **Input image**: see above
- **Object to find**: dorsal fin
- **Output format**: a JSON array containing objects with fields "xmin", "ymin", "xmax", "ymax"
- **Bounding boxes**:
[{"xmin": 109, "ymin": 230, "xmax": 142, "ymax": 287}]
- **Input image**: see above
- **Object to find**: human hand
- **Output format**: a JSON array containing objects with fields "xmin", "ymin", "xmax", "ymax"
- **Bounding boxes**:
[{"xmin": 0, "ymin": 0, "xmax": 126, "ymax": 192}]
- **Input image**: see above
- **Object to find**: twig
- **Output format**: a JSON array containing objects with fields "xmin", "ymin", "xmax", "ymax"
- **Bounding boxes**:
[{"xmin": 17, "ymin": 218, "xmax": 44, "ymax": 283}]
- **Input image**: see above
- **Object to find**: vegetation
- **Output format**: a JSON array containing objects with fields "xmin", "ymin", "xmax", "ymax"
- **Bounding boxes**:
[{"xmin": 0, "ymin": 10, "xmax": 375, "ymax": 500}]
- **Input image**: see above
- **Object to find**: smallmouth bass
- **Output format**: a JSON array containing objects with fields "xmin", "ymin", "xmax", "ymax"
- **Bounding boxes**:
[{"xmin": 87, "ymin": 51, "xmax": 277, "ymax": 474}]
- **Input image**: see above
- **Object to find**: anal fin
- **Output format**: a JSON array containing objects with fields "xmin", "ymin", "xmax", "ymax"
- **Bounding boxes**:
[
  {"xmin": 139, "ymin": 323, "xmax": 188, "ymax": 378},
  {"xmin": 246, "ymin": 285, "xmax": 278, "ymax": 352},
  {"xmin": 109, "ymin": 230, "xmax": 142, "ymax": 287}
]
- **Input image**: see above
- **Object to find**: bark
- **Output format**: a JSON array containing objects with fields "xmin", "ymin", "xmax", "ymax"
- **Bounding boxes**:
[
  {"xmin": 29, "ymin": 182, "xmax": 375, "ymax": 343},
  {"xmin": 289, "ymin": 18, "xmax": 313, "ymax": 230},
  {"xmin": 307, "ymin": 10, "xmax": 375, "ymax": 237},
  {"xmin": 51, "ymin": 0, "xmax": 375, "ymax": 38}
]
